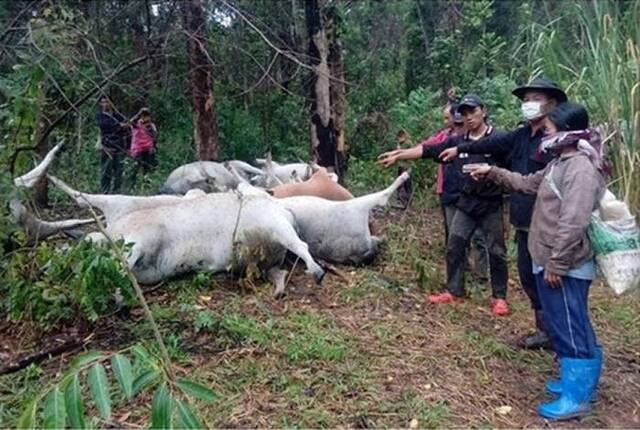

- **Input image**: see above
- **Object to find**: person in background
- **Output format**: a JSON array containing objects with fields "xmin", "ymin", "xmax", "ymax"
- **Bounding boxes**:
[
  {"xmin": 466, "ymin": 103, "xmax": 605, "ymax": 420},
  {"xmin": 96, "ymin": 96, "xmax": 128, "ymax": 194},
  {"xmin": 128, "ymin": 107, "xmax": 158, "ymax": 188},
  {"xmin": 379, "ymin": 94, "xmax": 509, "ymax": 316},
  {"xmin": 394, "ymin": 129, "xmax": 413, "ymax": 209},
  {"xmin": 439, "ymin": 77, "xmax": 568, "ymax": 349}
]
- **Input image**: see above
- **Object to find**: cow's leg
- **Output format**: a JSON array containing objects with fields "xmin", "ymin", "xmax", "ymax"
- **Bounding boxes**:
[
  {"xmin": 14, "ymin": 142, "xmax": 64, "ymax": 188},
  {"xmin": 269, "ymin": 222, "xmax": 325, "ymax": 284},
  {"xmin": 47, "ymin": 175, "xmax": 114, "ymax": 211},
  {"xmin": 353, "ymin": 171, "xmax": 410, "ymax": 211},
  {"xmin": 267, "ymin": 267, "xmax": 289, "ymax": 298}
]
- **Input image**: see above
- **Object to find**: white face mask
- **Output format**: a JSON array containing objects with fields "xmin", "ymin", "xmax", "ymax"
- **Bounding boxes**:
[{"xmin": 521, "ymin": 101, "xmax": 544, "ymax": 120}]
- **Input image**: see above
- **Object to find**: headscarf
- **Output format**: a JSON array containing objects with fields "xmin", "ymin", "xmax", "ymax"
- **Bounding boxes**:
[{"xmin": 540, "ymin": 128, "xmax": 608, "ymax": 175}]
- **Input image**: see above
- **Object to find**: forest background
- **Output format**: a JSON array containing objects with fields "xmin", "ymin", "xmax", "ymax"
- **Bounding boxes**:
[{"xmin": 0, "ymin": 0, "xmax": 639, "ymax": 428}]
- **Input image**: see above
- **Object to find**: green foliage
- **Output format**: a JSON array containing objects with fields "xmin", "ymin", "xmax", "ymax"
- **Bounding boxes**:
[
  {"xmin": 516, "ymin": 0, "xmax": 640, "ymax": 212},
  {"xmin": 17, "ymin": 345, "xmax": 216, "ymax": 429},
  {"xmin": 1, "ymin": 241, "xmax": 135, "ymax": 329},
  {"xmin": 42, "ymin": 387, "xmax": 65, "ymax": 430}
]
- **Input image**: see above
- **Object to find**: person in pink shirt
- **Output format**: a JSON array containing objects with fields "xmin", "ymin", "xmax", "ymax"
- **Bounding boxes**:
[{"xmin": 128, "ymin": 107, "xmax": 158, "ymax": 186}]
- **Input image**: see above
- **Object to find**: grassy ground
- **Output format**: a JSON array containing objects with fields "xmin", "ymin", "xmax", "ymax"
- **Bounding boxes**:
[{"xmin": 1, "ymin": 194, "xmax": 639, "ymax": 428}]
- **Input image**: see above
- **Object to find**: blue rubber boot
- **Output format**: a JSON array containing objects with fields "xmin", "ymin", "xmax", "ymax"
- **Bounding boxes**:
[
  {"xmin": 538, "ymin": 357, "xmax": 599, "ymax": 420},
  {"xmin": 546, "ymin": 346, "xmax": 602, "ymax": 401}
]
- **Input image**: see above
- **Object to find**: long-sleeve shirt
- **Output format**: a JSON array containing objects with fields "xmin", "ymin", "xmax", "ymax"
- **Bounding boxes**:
[
  {"xmin": 422, "ymin": 126, "xmax": 509, "ymax": 217},
  {"xmin": 96, "ymin": 111, "xmax": 127, "ymax": 151},
  {"xmin": 420, "ymin": 129, "xmax": 450, "ymax": 197},
  {"xmin": 456, "ymin": 124, "xmax": 553, "ymax": 229},
  {"xmin": 487, "ymin": 151, "xmax": 604, "ymax": 275}
]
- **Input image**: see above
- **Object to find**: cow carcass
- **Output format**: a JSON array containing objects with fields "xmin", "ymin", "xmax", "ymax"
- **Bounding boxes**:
[
  {"xmin": 278, "ymin": 172, "xmax": 410, "ymax": 264},
  {"xmin": 237, "ymin": 172, "xmax": 410, "ymax": 264},
  {"xmin": 13, "ymin": 145, "xmax": 325, "ymax": 297},
  {"xmin": 269, "ymin": 166, "xmax": 353, "ymax": 201},
  {"xmin": 159, "ymin": 161, "xmax": 241, "ymax": 194},
  {"xmin": 253, "ymin": 156, "xmax": 312, "ymax": 188},
  {"xmin": 46, "ymin": 176, "xmax": 325, "ymax": 296}
]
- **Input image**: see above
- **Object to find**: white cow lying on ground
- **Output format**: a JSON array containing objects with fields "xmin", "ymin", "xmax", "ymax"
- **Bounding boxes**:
[
  {"xmin": 14, "ymin": 144, "xmax": 410, "ymax": 295},
  {"xmin": 44, "ymin": 175, "xmax": 325, "ymax": 296},
  {"xmin": 159, "ymin": 158, "xmax": 312, "ymax": 194},
  {"xmin": 253, "ymin": 157, "xmax": 312, "ymax": 188},
  {"xmin": 279, "ymin": 172, "xmax": 409, "ymax": 264},
  {"xmin": 237, "ymin": 172, "xmax": 410, "ymax": 264},
  {"xmin": 159, "ymin": 161, "xmax": 241, "ymax": 194}
]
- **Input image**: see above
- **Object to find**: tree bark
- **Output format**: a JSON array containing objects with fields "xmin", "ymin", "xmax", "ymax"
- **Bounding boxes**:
[
  {"xmin": 305, "ymin": 0, "xmax": 346, "ymax": 179},
  {"xmin": 34, "ymin": 85, "xmax": 50, "ymax": 208},
  {"xmin": 326, "ymin": 5, "xmax": 347, "ymax": 179},
  {"xmin": 183, "ymin": 0, "xmax": 219, "ymax": 161}
]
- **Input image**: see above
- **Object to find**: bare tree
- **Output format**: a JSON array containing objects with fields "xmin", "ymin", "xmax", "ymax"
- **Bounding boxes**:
[
  {"xmin": 305, "ymin": 0, "xmax": 346, "ymax": 179},
  {"xmin": 183, "ymin": 0, "xmax": 219, "ymax": 161}
]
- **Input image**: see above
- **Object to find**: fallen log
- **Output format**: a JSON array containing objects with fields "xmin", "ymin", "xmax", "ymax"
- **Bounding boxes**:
[{"xmin": 0, "ymin": 336, "xmax": 83, "ymax": 375}]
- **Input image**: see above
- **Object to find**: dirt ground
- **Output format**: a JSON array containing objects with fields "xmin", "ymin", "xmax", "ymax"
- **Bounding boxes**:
[{"xmin": 1, "ymin": 197, "xmax": 639, "ymax": 428}]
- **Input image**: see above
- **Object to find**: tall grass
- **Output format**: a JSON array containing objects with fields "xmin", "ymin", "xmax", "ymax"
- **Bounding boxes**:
[{"xmin": 515, "ymin": 0, "xmax": 640, "ymax": 213}]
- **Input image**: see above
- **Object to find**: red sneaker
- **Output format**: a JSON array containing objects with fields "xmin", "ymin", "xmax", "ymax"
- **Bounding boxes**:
[
  {"xmin": 427, "ymin": 291, "xmax": 460, "ymax": 304},
  {"xmin": 491, "ymin": 298, "xmax": 510, "ymax": 316}
]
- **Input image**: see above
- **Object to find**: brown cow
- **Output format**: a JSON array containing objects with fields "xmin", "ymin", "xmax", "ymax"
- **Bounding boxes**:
[{"xmin": 269, "ymin": 167, "xmax": 353, "ymax": 201}]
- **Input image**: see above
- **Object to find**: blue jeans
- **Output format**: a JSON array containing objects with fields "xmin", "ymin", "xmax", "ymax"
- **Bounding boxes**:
[{"xmin": 535, "ymin": 272, "xmax": 597, "ymax": 359}]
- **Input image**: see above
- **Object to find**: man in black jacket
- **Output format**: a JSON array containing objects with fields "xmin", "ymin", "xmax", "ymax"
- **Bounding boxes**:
[
  {"xmin": 96, "ymin": 96, "xmax": 128, "ymax": 194},
  {"xmin": 379, "ymin": 94, "xmax": 510, "ymax": 316},
  {"xmin": 439, "ymin": 78, "xmax": 568, "ymax": 347}
]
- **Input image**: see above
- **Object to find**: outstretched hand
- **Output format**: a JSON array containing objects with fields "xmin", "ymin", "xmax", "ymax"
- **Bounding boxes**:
[
  {"xmin": 439, "ymin": 147, "xmax": 459, "ymax": 162},
  {"xmin": 465, "ymin": 164, "xmax": 492, "ymax": 181},
  {"xmin": 377, "ymin": 150, "xmax": 402, "ymax": 168}
]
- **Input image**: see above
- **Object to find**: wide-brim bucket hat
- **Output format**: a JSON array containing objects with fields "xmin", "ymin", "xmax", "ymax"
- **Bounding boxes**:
[{"xmin": 512, "ymin": 77, "xmax": 568, "ymax": 102}]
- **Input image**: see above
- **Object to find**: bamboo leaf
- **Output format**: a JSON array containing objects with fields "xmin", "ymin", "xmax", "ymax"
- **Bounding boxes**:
[
  {"xmin": 16, "ymin": 399, "xmax": 37, "ymax": 430},
  {"xmin": 111, "ymin": 354, "xmax": 134, "ymax": 399},
  {"xmin": 64, "ymin": 374, "xmax": 85, "ymax": 429},
  {"xmin": 151, "ymin": 383, "xmax": 172, "ymax": 430},
  {"xmin": 175, "ymin": 379, "xmax": 218, "ymax": 403},
  {"xmin": 43, "ymin": 387, "xmax": 66, "ymax": 429},
  {"xmin": 132, "ymin": 369, "xmax": 160, "ymax": 396},
  {"xmin": 70, "ymin": 351, "xmax": 104, "ymax": 370},
  {"xmin": 88, "ymin": 363, "xmax": 111, "ymax": 420},
  {"xmin": 175, "ymin": 399, "xmax": 202, "ymax": 429}
]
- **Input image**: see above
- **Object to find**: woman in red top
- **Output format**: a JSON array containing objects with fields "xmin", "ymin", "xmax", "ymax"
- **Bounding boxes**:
[{"xmin": 128, "ymin": 107, "xmax": 158, "ymax": 187}]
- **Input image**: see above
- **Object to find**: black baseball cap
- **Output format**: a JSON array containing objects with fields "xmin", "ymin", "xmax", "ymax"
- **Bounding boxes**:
[
  {"xmin": 512, "ymin": 77, "xmax": 568, "ymax": 102},
  {"xmin": 457, "ymin": 94, "xmax": 484, "ymax": 112}
]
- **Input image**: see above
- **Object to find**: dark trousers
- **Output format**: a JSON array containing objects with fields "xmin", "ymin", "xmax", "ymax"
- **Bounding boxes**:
[
  {"xmin": 129, "ymin": 151, "xmax": 156, "ymax": 187},
  {"xmin": 515, "ymin": 229, "xmax": 541, "ymax": 309},
  {"xmin": 443, "ymin": 203, "xmax": 489, "ymax": 280},
  {"xmin": 446, "ymin": 207, "xmax": 508, "ymax": 299},
  {"xmin": 101, "ymin": 150, "xmax": 122, "ymax": 194},
  {"xmin": 535, "ymin": 272, "xmax": 597, "ymax": 359}
]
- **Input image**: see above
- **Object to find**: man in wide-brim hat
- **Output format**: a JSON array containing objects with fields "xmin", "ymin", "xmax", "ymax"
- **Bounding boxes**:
[{"xmin": 439, "ymin": 76, "xmax": 568, "ymax": 350}]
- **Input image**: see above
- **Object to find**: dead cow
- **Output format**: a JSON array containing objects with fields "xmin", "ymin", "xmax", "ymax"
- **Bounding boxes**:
[
  {"xmin": 159, "ymin": 161, "xmax": 241, "ymax": 194},
  {"xmin": 278, "ymin": 172, "xmax": 410, "ymax": 264},
  {"xmin": 269, "ymin": 166, "xmax": 353, "ymax": 201},
  {"xmin": 14, "ymin": 146, "xmax": 325, "ymax": 297},
  {"xmin": 45, "ymin": 177, "xmax": 325, "ymax": 297}
]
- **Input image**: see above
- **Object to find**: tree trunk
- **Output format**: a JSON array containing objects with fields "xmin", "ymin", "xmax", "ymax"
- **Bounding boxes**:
[
  {"xmin": 34, "ymin": 86, "xmax": 50, "ymax": 208},
  {"xmin": 305, "ymin": 0, "xmax": 346, "ymax": 179},
  {"xmin": 183, "ymin": 0, "xmax": 219, "ymax": 161},
  {"xmin": 326, "ymin": 5, "xmax": 347, "ymax": 179}
]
